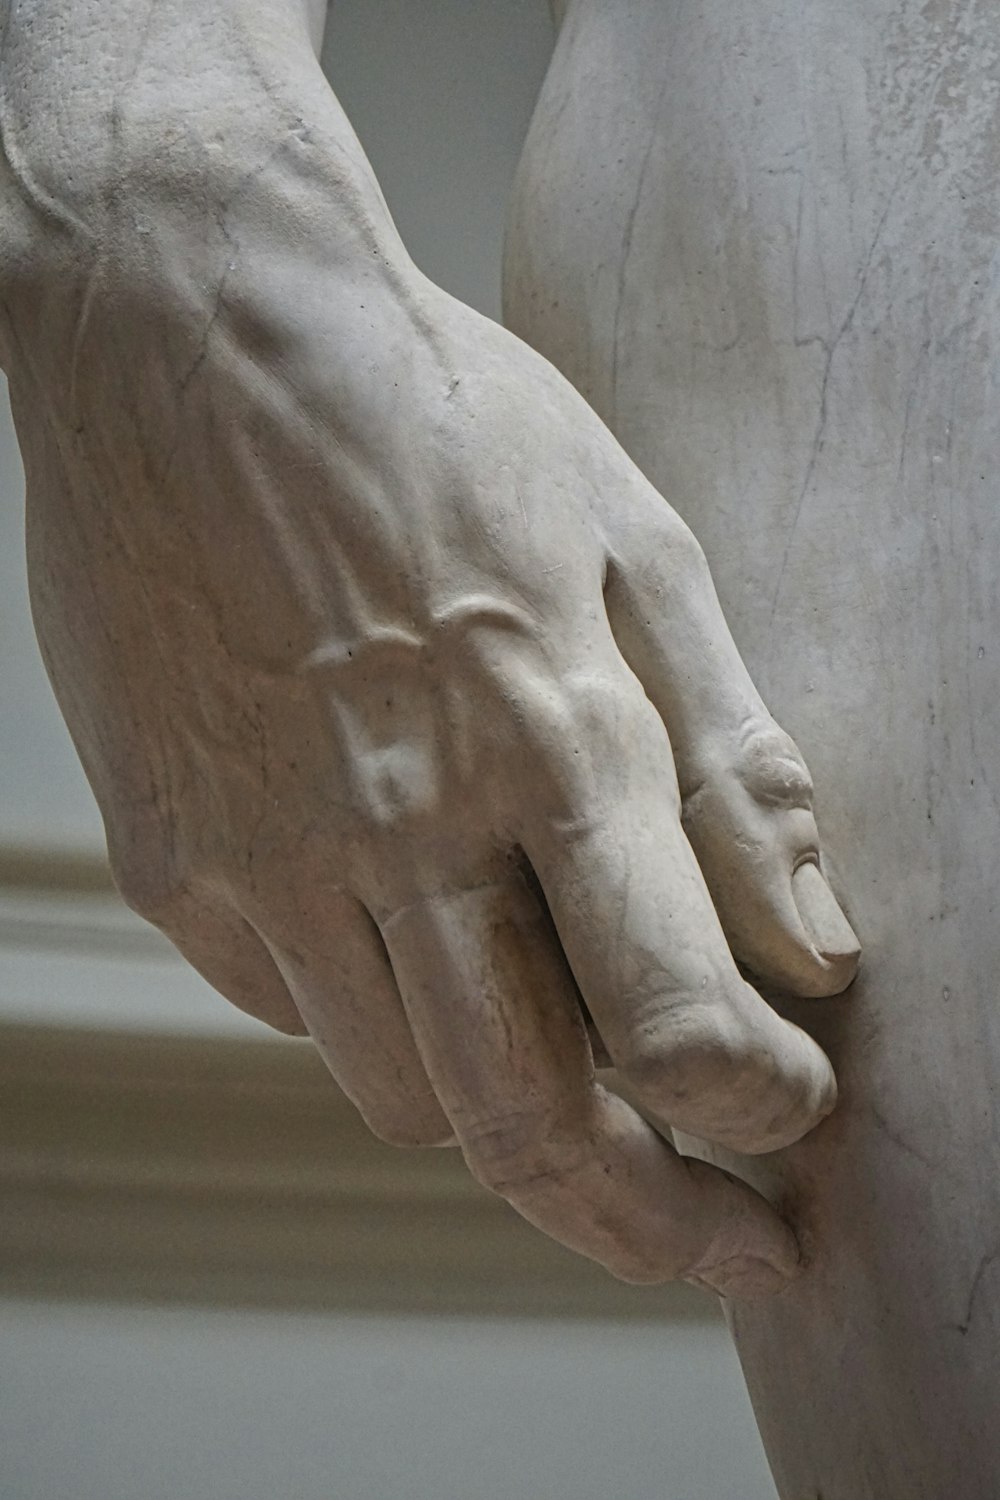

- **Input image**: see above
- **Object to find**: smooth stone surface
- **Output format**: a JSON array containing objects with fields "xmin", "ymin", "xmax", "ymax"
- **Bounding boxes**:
[
  {"xmin": 506, "ymin": 1, "xmax": 1000, "ymax": 1495},
  {"xmin": 1, "ymin": 0, "xmax": 858, "ymax": 1309}
]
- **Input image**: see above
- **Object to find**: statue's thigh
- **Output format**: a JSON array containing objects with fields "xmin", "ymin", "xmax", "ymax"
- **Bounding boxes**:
[{"xmin": 506, "ymin": 3, "xmax": 1000, "ymax": 1496}]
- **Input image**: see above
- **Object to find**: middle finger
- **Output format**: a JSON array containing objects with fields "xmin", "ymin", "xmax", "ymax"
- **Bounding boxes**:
[{"xmin": 378, "ymin": 868, "xmax": 804, "ymax": 1296}]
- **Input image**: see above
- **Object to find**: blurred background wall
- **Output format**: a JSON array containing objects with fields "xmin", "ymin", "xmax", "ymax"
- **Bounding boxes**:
[{"xmin": 0, "ymin": 3, "xmax": 777, "ymax": 1497}]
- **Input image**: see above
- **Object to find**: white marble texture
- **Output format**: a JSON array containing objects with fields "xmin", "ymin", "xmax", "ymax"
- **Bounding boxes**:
[{"xmin": 505, "ymin": 1, "xmax": 1000, "ymax": 1493}]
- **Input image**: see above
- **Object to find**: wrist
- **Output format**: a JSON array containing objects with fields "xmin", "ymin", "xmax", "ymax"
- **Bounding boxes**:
[
  {"xmin": 0, "ymin": 0, "xmax": 343, "ymax": 237},
  {"xmin": 0, "ymin": 7, "xmax": 407, "ymax": 298}
]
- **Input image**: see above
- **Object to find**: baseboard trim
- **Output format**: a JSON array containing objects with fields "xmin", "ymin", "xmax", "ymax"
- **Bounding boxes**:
[
  {"xmin": 0, "ymin": 1023, "xmax": 713, "ymax": 1322},
  {"xmin": 0, "ymin": 845, "xmax": 114, "ymax": 894}
]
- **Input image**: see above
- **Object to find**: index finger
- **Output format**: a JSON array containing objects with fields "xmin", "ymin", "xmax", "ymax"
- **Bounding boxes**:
[
  {"xmin": 516, "ymin": 666, "xmax": 837, "ymax": 1155},
  {"xmin": 380, "ymin": 871, "xmax": 803, "ymax": 1296}
]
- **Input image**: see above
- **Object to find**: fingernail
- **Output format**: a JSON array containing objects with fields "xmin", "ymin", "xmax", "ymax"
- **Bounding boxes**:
[{"xmin": 792, "ymin": 863, "xmax": 860, "ymax": 979}]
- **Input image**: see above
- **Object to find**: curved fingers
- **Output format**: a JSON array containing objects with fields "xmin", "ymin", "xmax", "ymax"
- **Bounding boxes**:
[
  {"xmin": 379, "ymin": 871, "xmax": 803, "ymax": 1295},
  {"xmin": 254, "ymin": 889, "xmax": 454, "ymax": 1148},
  {"xmin": 516, "ymin": 668, "xmax": 837, "ymax": 1156},
  {"xmin": 680, "ymin": 727, "xmax": 861, "ymax": 997},
  {"xmin": 602, "ymin": 484, "xmax": 859, "ymax": 997},
  {"xmin": 146, "ymin": 887, "xmax": 309, "ymax": 1037}
]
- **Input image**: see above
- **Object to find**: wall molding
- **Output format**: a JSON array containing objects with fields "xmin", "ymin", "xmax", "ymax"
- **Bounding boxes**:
[
  {"xmin": 0, "ymin": 845, "xmax": 114, "ymax": 895},
  {"xmin": 1, "ymin": 1022, "xmax": 712, "ymax": 1322},
  {"xmin": 0, "ymin": 848, "xmax": 713, "ymax": 1321}
]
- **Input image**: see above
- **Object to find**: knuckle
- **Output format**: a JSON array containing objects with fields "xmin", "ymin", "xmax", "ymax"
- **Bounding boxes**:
[
  {"xmin": 607, "ymin": 498, "xmax": 708, "ymax": 592},
  {"xmin": 461, "ymin": 1110, "xmax": 583, "ymax": 1197},
  {"xmin": 500, "ymin": 658, "xmax": 576, "ymax": 756},
  {"xmin": 561, "ymin": 667, "xmax": 643, "ymax": 750},
  {"xmin": 617, "ymin": 995, "xmax": 750, "ymax": 1108},
  {"xmin": 680, "ymin": 720, "xmax": 817, "ymax": 863},
  {"xmin": 355, "ymin": 745, "xmax": 440, "ymax": 841},
  {"xmin": 528, "ymin": 668, "xmax": 660, "ymax": 824},
  {"xmin": 639, "ymin": 506, "xmax": 708, "ymax": 577},
  {"xmin": 734, "ymin": 723, "xmax": 814, "ymax": 811}
]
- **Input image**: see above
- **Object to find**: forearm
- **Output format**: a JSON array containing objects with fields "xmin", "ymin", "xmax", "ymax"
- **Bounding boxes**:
[
  {"xmin": 0, "ymin": 0, "xmax": 408, "ymax": 291},
  {"xmin": 1, "ymin": 0, "xmax": 312, "ymax": 163},
  {"xmin": 0, "ymin": 0, "xmax": 431, "ymax": 441},
  {"xmin": 0, "ymin": 0, "xmax": 326, "ymax": 131}
]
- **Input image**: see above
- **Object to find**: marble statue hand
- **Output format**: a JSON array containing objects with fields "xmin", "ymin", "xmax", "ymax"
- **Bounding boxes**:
[{"xmin": 2, "ymin": 0, "xmax": 858, "ymax": 1297}]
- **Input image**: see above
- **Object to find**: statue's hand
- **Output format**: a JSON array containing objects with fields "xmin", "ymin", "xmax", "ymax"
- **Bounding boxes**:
[{"xmin": 12, "ymin": 92, "xmax": 857, "ymax": 1300}]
